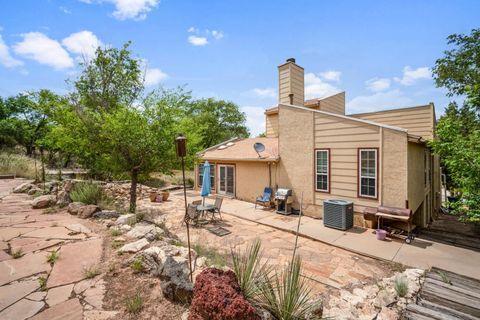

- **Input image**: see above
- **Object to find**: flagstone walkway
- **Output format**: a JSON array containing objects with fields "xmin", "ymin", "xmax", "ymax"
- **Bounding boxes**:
[
  {"xmin": 139, "ymin": 191, "xmax": 398, "ymax": 293},
  {"xmin": 0, "ymin": 179, "xmax": 112, "ymax": 320}
]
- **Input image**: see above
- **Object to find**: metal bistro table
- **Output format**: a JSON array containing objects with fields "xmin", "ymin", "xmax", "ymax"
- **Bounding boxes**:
[{"xmin": 196, "ymin": 204, "xmax": 215, "ymax": 219}]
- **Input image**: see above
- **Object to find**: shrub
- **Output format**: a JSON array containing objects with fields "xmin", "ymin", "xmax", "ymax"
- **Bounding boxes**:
[
  {"xmin": 38, "ymin": 276, "xmax": 47, "ymax": 291},
  {"xmin": 189, "ymin": 268, "xmax": 260, "ymax": 320},
  {"xmin": 257, "ymin": 256, "xmax": 321, "ymax": 320},
  {"xmin": 83, "ymin": 265, "xmax": 100, "ymax": 279},
  {"xmin": 394, "ymin": 275, "xmax": 409, "ymax": 297},
  {"xmin": 125, "ymin": 292, "xmax": 144, "ymax": 314},
  {"xmin": 70, "ymin": 182, "xmax": 104, "ymax": 205},
  {"xmin": 110, "ymin": 228, "xmax": 122, "ymax": 236},
  {"xmin": 130, "ymin": 257, "xmax": 144, "ymax": 273},
  {"xmin": 0, "ymin": 153, "xmax": 37, "ymax": 178},
  {"xmin": 47, "ymin": 251, "xmax": 59, "ymax": 264},
  {"xmin": 231, "ymin": 239, "xmax": 272, "ymax": 302}
]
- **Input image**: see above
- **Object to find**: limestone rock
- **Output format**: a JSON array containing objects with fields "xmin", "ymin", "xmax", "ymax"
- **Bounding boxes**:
[
  {"xmin": 119, "ymin": 238, "xmax": 149, "ymax": 253},
  {"xmin": 92, "ymin": 210, "xmax": 119, "ymax": 219},
  {"xmin": 13, "ymin": 182, "xmax": 34, "ymax": 193},
  {"xmin": 28, "ymin": 187, "xmax": 42, "ymax": 195},
  {"xmin": 159, "ymin": 255, "xmax": 193, "ymax": 303},
  {"xmin": 115, "ymin": 214, "xmax": 136, "ymax": 226},
  {"xmin": 67, "ymin": 202, "xmax": 85, "ymax": 215},
  {"xmin": 32, "ymin": 195, "xmax": 56, "ymax": 209},
  {"xmin": 78, "ymin": 205, "xmax": 100, "ymax": 219},
  {"xmin": 126, "ymin": 222, "xmax": 163, "ymax": 241},
  {"xmin": 119, "ymin": 224, "xmax": 132, "ymax": 232}
]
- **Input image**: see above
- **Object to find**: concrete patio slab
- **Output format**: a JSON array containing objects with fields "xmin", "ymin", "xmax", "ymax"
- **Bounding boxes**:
[{"xmin": 393, "ymin": 239, "xmax": 480, "ymax": 279}]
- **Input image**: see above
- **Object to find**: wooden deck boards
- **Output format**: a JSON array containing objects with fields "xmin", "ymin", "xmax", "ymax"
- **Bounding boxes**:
[{"xmin": 406, "ymin": 267, "xmax": 480, "ymax": 320}]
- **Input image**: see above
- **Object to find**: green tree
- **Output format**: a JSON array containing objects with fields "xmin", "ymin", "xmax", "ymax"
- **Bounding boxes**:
[
  {"xmin": 187, "ymin": 98, "xmax": 249, "ymax": 148},
  {"xmin": 431, "ymin": 28, "xmax": 480, "ymax": 223},
  {"xmin": 0, "ymin": 90, "xmax": 60, "ymax": 155}
]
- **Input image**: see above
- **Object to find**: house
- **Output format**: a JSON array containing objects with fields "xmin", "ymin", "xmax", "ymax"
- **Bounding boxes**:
[{"xmin": 195, "ymin": 58, "xmax": 441, "ymax": 228}]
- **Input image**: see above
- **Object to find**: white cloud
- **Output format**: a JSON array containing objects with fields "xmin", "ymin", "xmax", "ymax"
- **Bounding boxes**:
[
  {"xmin": 81, "ymin": 0, "xmax": 159, "ymax": 20},
  {"xmin": 0, "ymin": 34, "xmax": 23, "ymax": 68},
  {"xmin": 144, "ymin": 68, "xmax": 167, "ymax": 86},
  {"xmin": 62, "ymin": 31, "xmax": 102, "ymax": 61},
  {"xmin": 188, "ymin": 35, "xmax": 208, "ymax": 46},
  {"xmin": 394, "ymin": 66, "xmax": 431, "ymax": 86},
  {"xmin": 320, "ymin": 70, "xmax": 341, "ymax": 82},
  {"xmin": 14, "ymin": 32, "xmax": 74, "ymax": 70},
  {"xmin": 60, "ymin": 6, "xmax": 72, "ymax": 14},
  {"xmin": 304, "ymin": 73, "xmax": 340, "ymax": 99},
  {"xmin": 365, "ymin": 77, "xmax": 391, "ymax": 92},
  {"xmin": 253, "ymin": 87, "xmax": 275, "ymax": 98},
  {"xmin": 211, "ymin": 30, "xmax": 223, "ymax": 40},
  {"xmin": 346, "ymin": 89, "xmax": 414, "ymax": 114},
  {"xmin": 187, "ymin": 26, "xmax": 198, "ymax": 33},
  {"xmin": 241, "ymin": 106, "xmax": 265, "ymax": 136}
]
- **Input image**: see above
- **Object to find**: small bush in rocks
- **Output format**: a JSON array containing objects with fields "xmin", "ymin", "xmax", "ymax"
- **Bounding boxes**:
[
  {"xmin": 47, "ymin": 251, "xmax": 59, "ymax": 264},
  {"xmin": 189, "ymin": 268, "xmax": 260, "ymax": 320},
  {"xmin": 130, "ymin": 257, "xmax": 144, "ymax": 273},
  {"xmin": 394, "ymin": 275, "xmax": 409, "ymax": 297},
  {"xmin": 125, "ymin": 292, "xmax": 144, "ymax": 314},
  {"xmin": 70, "ymin": 182, "xmax": 104, "ymax": 205},
  {"xmin": 110, "ymin": 228, "xmax": 122, "ymax": 236},
  {"xmin": 38, "ymin": 276, "xmax": 47, "ymax": 291},
  {"xmin": 83, "ymin": 265, "xmax": 100, "ymax": 279}
]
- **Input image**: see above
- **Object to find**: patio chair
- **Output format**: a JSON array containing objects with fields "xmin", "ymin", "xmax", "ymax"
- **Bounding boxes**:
[
  {"xmin": 185, "ymin": 203, "xmax": 201, "ymax": 225},
  {"xmin": 255, "ymin": 187, "xmax": 273, "ymax": 209},
  {"xmin": 208, "ymin": 197, "xmax": 223, "ymax": 221}
]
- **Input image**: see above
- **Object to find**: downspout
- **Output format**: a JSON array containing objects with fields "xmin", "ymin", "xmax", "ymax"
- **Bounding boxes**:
[
  {"xmin": 268, "ymin": 162, "xmax": 272, "ymax": 187},
  {"xmin": 380, "ymin": 127, "xmax": 383, "ymax": 206}
]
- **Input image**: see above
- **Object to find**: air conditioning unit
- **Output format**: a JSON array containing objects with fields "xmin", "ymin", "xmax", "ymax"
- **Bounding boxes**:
[{"xmin": 323, "ymin": 199, "xmax": 354, "ymax": 230}]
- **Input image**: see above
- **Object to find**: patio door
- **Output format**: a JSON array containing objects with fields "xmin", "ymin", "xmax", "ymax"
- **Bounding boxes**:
[{"xmin": 218, "ymin": 165, "xmax": 235, "ymax": 196}]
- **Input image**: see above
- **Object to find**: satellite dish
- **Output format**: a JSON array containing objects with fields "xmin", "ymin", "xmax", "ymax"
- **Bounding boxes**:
[{"xmin": 253, "ymin": 142, "xmax": 265, "ymax": 158}]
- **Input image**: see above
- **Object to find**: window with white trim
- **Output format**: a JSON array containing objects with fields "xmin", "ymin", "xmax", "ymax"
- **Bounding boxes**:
[
  {"xmin": 359, "ymin": 149, "xmax": 377, "ymax": 198},
  {"xmin": 315, "ymin": 149, "xmax": 329, "ymax": 192}
]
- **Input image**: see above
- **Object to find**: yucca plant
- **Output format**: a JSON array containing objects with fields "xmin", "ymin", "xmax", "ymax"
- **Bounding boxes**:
[
  {"xmin": 257, "ymin": 256, "xmax": 321, "ymax": 320},
  {"xmin": 70, "ymin": 182, "xmax": 104, "ymax": 205},
  {"xmin": 231, "ymin": 239, "xmax": 272, "ymax": 303}
]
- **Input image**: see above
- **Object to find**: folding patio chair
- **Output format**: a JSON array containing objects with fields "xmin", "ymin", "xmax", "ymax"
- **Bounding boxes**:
[
  {"xmin": 208, "ymin": 197, "xmax": 223, "ymax": 221},
  {"xmin": 255, "ymin": 187, "xmax": 273, "ymax": 209}
]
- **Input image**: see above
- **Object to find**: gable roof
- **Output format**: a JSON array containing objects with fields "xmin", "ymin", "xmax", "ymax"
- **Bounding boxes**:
[{"xmin": 199, "ymin": 137, "xmax": 279, "ymax": 162}]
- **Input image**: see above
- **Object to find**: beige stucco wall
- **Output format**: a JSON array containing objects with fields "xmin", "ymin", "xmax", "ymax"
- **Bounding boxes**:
[
  {"xmin": 277, "ymin": 105, "xmax": 317, "ymax": 216},
  {"xmin": 194, "ymin": 160, "xmax": 277, "ymax": 203},
  {"xmin": 381, "ymin": 128, "xmax": 408, "ymax": 208},
  {"xmin": 265, "ymin": 113, "xmax": 279, "ymax": 137},
  {"xmin": 235, "ymin": 161, "xmax": 277, "ymax": 202}
]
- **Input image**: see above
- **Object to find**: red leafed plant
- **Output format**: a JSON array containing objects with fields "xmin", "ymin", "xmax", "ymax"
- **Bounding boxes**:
[{"xmin": 188, "ymin": 268, "xmax": 260, "ymax": 320}]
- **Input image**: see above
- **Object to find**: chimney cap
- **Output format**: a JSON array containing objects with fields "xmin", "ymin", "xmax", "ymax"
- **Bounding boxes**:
[{"xmin": 286, "ymin": 58, "xmax": 296, "ymax": 63}]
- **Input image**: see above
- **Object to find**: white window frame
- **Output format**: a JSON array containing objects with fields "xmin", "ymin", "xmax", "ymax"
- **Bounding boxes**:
[
  {"xmin": 358, "ymin": 148, "xmax": 378, "ymax": 199},
  {"xmin": 315, "ymin": 149, "xmax": 329, "ymax": 193}
]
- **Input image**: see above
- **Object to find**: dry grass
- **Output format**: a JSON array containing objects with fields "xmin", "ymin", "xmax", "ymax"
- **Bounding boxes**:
[
  {"xmin": 0, "ymin": 153, "xmax": 37, "ymax": 178},
  {"xmin": 148, "ymin": 170, "xmax": 194, "ymax": 187}
]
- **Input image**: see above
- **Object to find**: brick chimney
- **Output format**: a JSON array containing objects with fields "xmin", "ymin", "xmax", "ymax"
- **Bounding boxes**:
[{"xmin": 278, "ymin": 58, "xmax": 304, "ymax": 106}]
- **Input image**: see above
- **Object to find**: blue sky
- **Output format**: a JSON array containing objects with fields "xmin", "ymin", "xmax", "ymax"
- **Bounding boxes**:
[{"xmin": 0, "ymin": 0, "xmax": 478, "ymax": 135}]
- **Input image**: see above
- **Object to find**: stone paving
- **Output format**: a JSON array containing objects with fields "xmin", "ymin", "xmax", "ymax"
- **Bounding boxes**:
[
  {"xmin": 0, "ymin": 179, "xmax": 111, "ymax": 320},
  {"xmin": 140, "ymin": 191, "xmax": 396, "ymax": 293}
]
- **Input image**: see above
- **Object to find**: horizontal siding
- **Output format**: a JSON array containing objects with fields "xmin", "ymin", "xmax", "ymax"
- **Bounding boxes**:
[
  {"xmin": 351, "ymin": 106, "xmax": 434, "ymax": 140},
  {"xmin": 319, "ymin": 92, "xmax": 345, "ymax": 115},
  {"xmin": 314, "ymin": 112, "xmax": 380, "ymax": 208},
  {"xmin": 266, "ymin": 114, "xmax": 279, "ymax": 137}
]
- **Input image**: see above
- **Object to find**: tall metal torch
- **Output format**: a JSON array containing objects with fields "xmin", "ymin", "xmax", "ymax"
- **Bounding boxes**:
[{"xmin": 175, "ymin": 134, "xmax": 193, "ymax": 282}]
